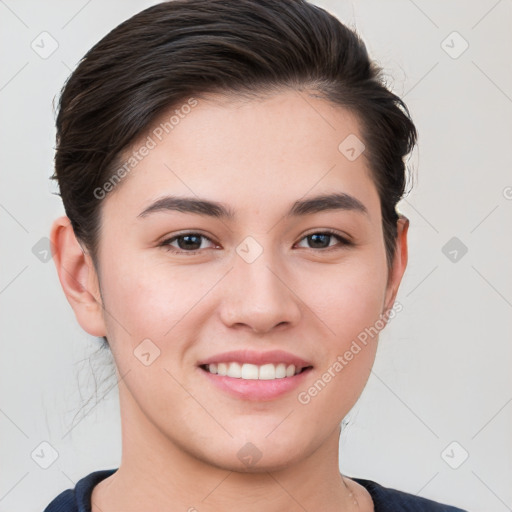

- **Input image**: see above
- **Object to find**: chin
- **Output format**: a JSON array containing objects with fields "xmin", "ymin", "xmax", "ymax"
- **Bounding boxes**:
[
  {"xmin": 206, "ymin": 448, "xmax": 307, "ymax": 474},
  {"xmin": 190, "ymin": 432, "xmax": 316, "ymax": 474}
]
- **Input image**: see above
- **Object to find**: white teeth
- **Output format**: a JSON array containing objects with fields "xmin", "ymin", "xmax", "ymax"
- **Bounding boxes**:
[
  {"xmin": 227, "ymin": 362, "xmax": 242, "ymax": 378},
  {"xmin": 205, "ymin": 362, "xmax": 302, "ymax": 380},
  {"xmin": 241, "ymin": 363, "xmax": 259, "ymax": 379},
  {"xmin": 275, "ymin": 363, "xmax": 286, "ymax": 378},
  {"xmin": 258, "ymin": 363, "xmax": 275, "ymax": 380},
  {"xmin": 217, "ymin": 362, "xmax": 227, "ymax": 376}
]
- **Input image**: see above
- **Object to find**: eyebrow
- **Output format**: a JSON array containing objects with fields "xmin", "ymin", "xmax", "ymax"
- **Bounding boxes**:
[{"xmin": 137, "ymin": 192, "xmax": 368, "ymax": 220}]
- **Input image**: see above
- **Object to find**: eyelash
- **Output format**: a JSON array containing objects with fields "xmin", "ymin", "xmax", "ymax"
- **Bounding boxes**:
[{"xmin": 159, "ymin": 229, "xmax": 353, "ymax": 256}]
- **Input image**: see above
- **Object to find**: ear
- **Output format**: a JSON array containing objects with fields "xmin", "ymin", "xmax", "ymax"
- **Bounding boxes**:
[
  {"xmin": 50, "ymin": 215, "xmax": 107, "ymax": 337},
  {"xmin": 383, "ymin": 214, "xmax": 409, "ymax": 314}
]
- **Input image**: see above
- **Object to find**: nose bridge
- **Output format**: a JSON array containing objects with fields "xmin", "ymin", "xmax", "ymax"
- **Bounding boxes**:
[{"xmin": 219, "ymin": 235, "xmax": 301, "ymax": 331}]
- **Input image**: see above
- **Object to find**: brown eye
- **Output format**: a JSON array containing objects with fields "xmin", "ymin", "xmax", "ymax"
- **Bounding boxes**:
[
  {"xmin": 295, "ymin": 230, "xmax": 352, "ymax": 251},
  {"xmin": 160, "ymin": 233, "xmax": 216, "ymax": 255}
]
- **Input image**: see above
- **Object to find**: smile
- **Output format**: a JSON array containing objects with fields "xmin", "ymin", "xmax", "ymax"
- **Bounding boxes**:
[
  {"xmin": 197, "ymin": 350, "xmax": 314, "ymax": 401},
  {"xmin": 201, "ymin": 362, "xmax": 310, "ymax": 380}
]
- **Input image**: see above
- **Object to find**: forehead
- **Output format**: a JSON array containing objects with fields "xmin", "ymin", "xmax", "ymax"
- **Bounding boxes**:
[{"xmin": 101, "ymin": 89, "xmax": 379, "ymax": 224}]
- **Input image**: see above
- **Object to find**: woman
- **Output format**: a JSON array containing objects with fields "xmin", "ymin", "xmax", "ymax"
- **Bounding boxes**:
[{"xmin": 44, "ymin": 0, "xmax": 468, "ymax": 510}]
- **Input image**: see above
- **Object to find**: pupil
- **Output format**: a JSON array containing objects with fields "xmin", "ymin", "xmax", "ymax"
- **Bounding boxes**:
[
  {"xmin": 309, "ymin": 234, "xmax": 329, "ymax": 249},
  {"xmin": 179, "ymin": 235, "xmax": 201, "ymax": 250}
]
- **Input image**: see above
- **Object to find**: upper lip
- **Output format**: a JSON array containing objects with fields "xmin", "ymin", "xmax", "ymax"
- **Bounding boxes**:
[{"xmin": 198, "ymin": 350, "xmax": 313, "ymax": 369}]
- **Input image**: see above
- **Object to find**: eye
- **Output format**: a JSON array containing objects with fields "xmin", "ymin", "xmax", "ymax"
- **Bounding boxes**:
[
  {"xmin": 295, "ymin": 229, "xmax": 352, "ymax": 251},
  {"xmin": 160, "ymin": 232, "xmax": 217, "ymax": 255},
  {"xmin": 160, "ymin": 229, "xmax": 352, "ymax": 255}
]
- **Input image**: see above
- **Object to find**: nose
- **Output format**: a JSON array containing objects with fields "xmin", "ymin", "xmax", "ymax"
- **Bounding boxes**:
[{"xmin": 218, "ymin": 244, "xmax": 302, "ymax": 334}]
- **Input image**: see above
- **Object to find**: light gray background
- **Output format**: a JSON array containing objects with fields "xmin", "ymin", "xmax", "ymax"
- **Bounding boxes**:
[{"xmin": 1, "ymin": 1, "xmax": 511, "ymax": 511}]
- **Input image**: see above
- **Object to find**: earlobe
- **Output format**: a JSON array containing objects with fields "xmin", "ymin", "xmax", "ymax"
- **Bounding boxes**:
[
  {"xmin": 383, "ymin": 214, "xmax": 409, "ymax": 314},
  {"xmin": 50, "ymin": 216, "xmax": 107, "ymax": 337}
]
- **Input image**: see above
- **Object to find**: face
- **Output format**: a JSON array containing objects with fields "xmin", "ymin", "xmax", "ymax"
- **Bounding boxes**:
[{"xmin": 65, "ymin": 90, "xmax": 407, "ymax": 472}]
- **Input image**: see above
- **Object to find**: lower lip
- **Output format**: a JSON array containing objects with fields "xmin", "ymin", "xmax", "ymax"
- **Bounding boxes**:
[{"xmin": 200, "ymin": 367, "xmax": 312, "ymax": 401}]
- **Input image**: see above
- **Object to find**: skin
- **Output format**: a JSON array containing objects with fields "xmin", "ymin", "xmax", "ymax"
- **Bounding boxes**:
[{"xmin": 51, "ymin": 89, "xmax": 408, "ymax": 511}]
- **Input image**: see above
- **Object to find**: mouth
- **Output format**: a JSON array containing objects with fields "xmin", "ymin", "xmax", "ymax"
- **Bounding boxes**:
[
  {"xmin": 200, "ymin": 362, "xmax": 312, "ymax": 380},
  {"xmin": 197, "ymin": 350, "xmax": 314, "ymax": 401}
]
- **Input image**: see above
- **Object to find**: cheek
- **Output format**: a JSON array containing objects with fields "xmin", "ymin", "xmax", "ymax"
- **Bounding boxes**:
[
  {"xmin": 294, "ymin": 269, "xmax": 385, "ymax": 422},
  {"xmin": 297, "ymin": 255, "xmax": 388, "ymax": 341},
  {"xmin": 294, "ymin": 255, "xmax": 387, "ymax": 396},
  {"xmin": 98, "ymin": 252, "xmax": 223, "ymax": 379},
  {"xmin": 100, "ymin": 252, "xmax": 191, "ymax": 332}
]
